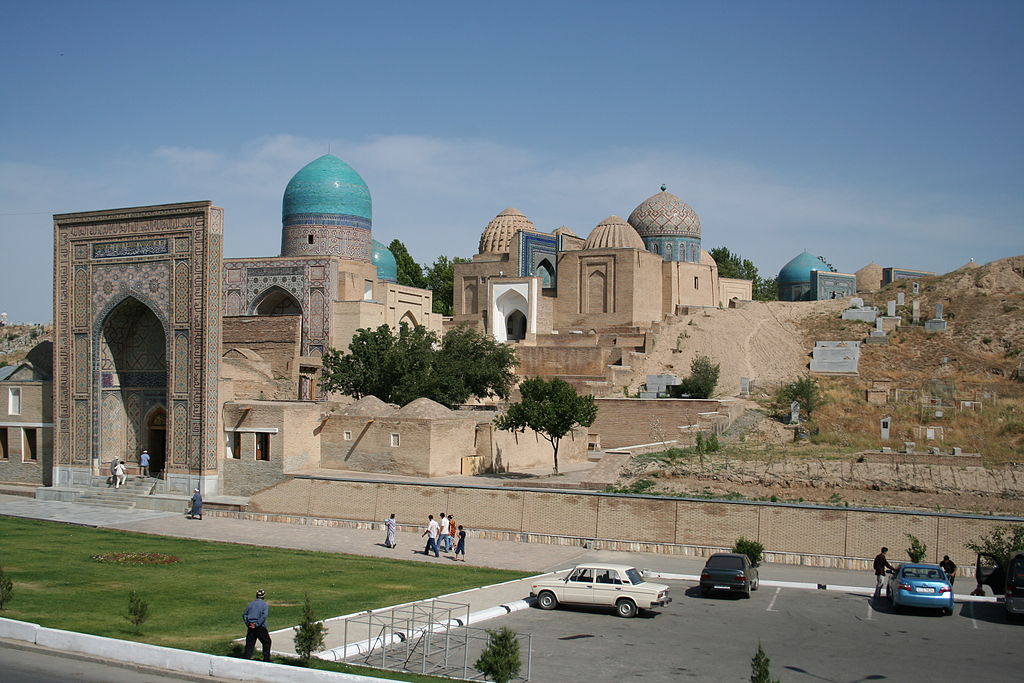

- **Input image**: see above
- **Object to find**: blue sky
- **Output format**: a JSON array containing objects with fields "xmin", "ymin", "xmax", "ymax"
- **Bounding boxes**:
[{"xmin": 1, "ymin": 1, "xmax": 1021, "ymax": 323}]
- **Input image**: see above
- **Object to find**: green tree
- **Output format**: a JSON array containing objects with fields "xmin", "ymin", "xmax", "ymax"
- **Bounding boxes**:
[
  {"xmin": 388, "ymin": 239, "xmax": 426, "ymax": 289},
  {"xmin": 733, "ymin": 537, "xmax": 765, "ymax": 566},
  {"xmin": 673, "ymin": 354, "xmax": 720, "ymax": 399},
  {"xmin": 495, "ymin": 377, "xmax": 597, "ymax": 474},
  {"xmin": 293, "ymin": 593, "xmax": 328, "ymax": 665},
  {"xmin": 710, "ymin": 246, "xmax": 778, "ymax": 301},
  {"xmin": 750, "ymin": 643, "xmax": 779, "ymax": 683},
  {"xmin": 0, "ymin": 565, "xmax": 13, "ymax": 610},
  {"xmin": 753, "ymin": 276, "xmax": 778, "ymax": 302},
  {"xmin": 964, "ymin": 524, "xmax": 1024, "ymax": 568},
  {"xmin": 773, "ymin": 377, "xmax": 822, "ymax": 419},
  {"xmin": 320, "ymin": 324, "xmax": 518, "ymax": 408},
  {"xmin": 125, "ymin": 589, "xmax": 149, "ymax": 633},
  {"xmin": 905, "ymin": 533, "xmax": 928, "ymax": 563},
  {"xmin": 474, "ymin": 626, "xmax": 521, "ymax": 683},
  {"xmin": 424, "ymin": 255, "xmax": 471, "ymax": 315}
]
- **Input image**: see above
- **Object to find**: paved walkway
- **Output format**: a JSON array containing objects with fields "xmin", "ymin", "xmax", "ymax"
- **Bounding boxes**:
[{"xmin": 1, "ymin": 493, "xmax": 980, "ymax": 660}]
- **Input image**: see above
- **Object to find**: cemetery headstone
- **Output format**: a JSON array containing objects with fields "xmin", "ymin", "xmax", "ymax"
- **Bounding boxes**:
[
  {"xmin": 887, "ymin": 300, "xmax": 896, "ymax": 317},
  {"xmin": 850, "ymin": 297, "xmax": 864, "ymax": 308},
  {"xmin": 740, "ymin": 377, "xmax": 750, "ymax": 396},
  {"xmin": 790, "ymin": 400, "xmax": 800, "ymax": 425},
  {"xmin": 904, "ymin": 441, "xmax": 916, "ymax": 454},
  {"xmin": 912, "ymin": 300, "xmax": 920, "ymax": 323},
  {"xmin": 897, "ymin": 292, "xmax": 905, "ymax": 305},
  {"xmin": 912, "ymin": 282, "xmax": 920, "ymax": 295},
  {"xmin": 935, "ymin": 303, "xmax": 943, "ymax": 319},
  {"xmin": 880, "ymin": 416, "xmax": 891, "ymax": 440}
]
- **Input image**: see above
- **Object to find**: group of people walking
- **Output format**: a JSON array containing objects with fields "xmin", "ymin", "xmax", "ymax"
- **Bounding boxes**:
[
  {"xmin": 108, "ymin": 449, "xmax": 152, "ymax": 489},
  {"xmin": 382, "ymin": 512, "xmax": 467, "ymax": 561}
]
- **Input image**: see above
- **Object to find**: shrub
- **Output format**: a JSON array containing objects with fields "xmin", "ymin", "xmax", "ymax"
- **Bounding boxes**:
[
  {"xmin": 676, "ymin": 354, "xmax": 720, "ymax": 399},
  {"xmin": 773, "ymin": 377, "xmax": 822, "ymax": 419},
  {"xmin": 905, "ymin": 533, "xmax": 927, "ymax": 563},
  {"xmin": 694, "ymin": 432, "xmax": 720, "ymax": 454},
  {"xmin": 0, "ymin": 566, "xmax": 13, "ymax": 610},
  {"xmin": 125, "ymin": 589, "xmax": 149, "ymax": 633},
  {"xmin": 964, "ymin": 524, "xmax": 1024, "ymax": 567},
  {"xmin": 475, "ymin": 626, "xmax": 521, "ymax": 683},
  {"xmin": 733, "ymin": 537, "xmax": 765, "ymax": 566},
  {"xmin": 293, "ymin": 593, "xmax": 328, "ymax": 665},
  {"xmin": 750, "ymin": 643, "xmax": 779, "ymax": 683}
]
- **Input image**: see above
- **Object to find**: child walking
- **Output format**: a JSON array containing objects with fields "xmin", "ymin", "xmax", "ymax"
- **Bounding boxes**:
[{"xmin": 454, "ymin": 525, "xmax": 467, "ymax": 562}]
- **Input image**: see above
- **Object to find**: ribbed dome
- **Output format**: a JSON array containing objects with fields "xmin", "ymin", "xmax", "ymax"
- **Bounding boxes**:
[
  {"xmin": 584, "ymin": 216, "xmax": 645, "ymax": 250},
  {"xmin": 627, "ymin": 187, "xmax": 701, "ymax": 238},
  {"xmin": 778, "ymin": 251, "xmax": 824, "ymax": 284},
  {"xmin": 282, "ymin": 154, "xmax": 371, "ymax": 225},
  {"xmin": 372, "ymin": 240, "xmax": 397, "ymax": 282},
  {"xmin": 478, "ymin": 208, "xmax": 539, "ymax": 254}
]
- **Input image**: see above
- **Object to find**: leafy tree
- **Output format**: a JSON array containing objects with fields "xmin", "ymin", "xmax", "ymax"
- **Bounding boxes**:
[
  {"xmin": 672, "ymin": 354, "xmax": 720, "ymax": 399},
  {"xmin": 964, "ymin": 524, "xmax": 1024, "ymax": 568},
  {"xmin": 710, "ymin": 246, "xmax": 778, "ymax": 301},
  {"xmin": 293, "ymin": 593, "xmax": 328, "ymax": 665},
  {"xmin": 474, "ymin": 626, "xmax": 521, "ymax": 683},
  {"xmin": 495, "ymin": 377, "xmax": 597, "ymax": 473},
  {"xmin": 320, "ymin": 324, "xmax": 518, "ymax": 408},
  {"xmin": 125, "ymin": 589, "xmax": 149, "ymax": 633},
  {"xmin": 905, "ymin": 533, "xmax": 928, "ymax": 563},
  {"xmin": 753, "ymin": 276, "xmax": 778, "ymax": 302},
  {"xmin": 750, "ymin": 643, "xmax": 779, "ymax": 683},
  {"xmin": 773, "ymin": 377, "xmax": 822, "ymax": 419},
  {"xmin": 424, "ymin": 255, "xmax": 471, "ymax": 315},
  {"xmin": 0, "ymin": 565, "xmax": 12, "ymax": 609},
  {"xmin": 388, "ymin": 239, "xmax": 426, "ymax": 289},
  {"xmin": 733, "ymin": 537, "xmax": 765, "ymax": 566}
]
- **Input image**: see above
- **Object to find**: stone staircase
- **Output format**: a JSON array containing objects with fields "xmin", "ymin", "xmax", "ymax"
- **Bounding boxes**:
[{"xmin": 74, "ymin": 476, "xmax": 159, "ymax": 510}]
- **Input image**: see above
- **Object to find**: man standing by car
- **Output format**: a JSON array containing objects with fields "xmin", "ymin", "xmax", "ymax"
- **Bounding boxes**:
[
  {"xmin": 873, "ymin": 547, "xmax": 895, "ymax": 600},
  {"xmin": 939, "ymin": 555, "xmax": 957, "ymax": 585}
]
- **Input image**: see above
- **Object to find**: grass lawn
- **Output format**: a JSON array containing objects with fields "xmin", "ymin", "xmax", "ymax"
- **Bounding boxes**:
[{"xmin": 0, "ymin": 516, "xmax": 528, "ymax": 680}]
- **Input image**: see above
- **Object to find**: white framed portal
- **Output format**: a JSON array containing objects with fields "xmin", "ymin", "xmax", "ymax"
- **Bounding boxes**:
[{"xmin": 488, "ymin": 279, "xmax": 538, "ymax": 343}]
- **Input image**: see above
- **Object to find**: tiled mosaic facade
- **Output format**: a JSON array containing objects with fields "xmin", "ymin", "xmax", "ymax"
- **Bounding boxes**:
[{"xmin": 52, "ymin": 202, "xmax": 222, "ymax": 486}]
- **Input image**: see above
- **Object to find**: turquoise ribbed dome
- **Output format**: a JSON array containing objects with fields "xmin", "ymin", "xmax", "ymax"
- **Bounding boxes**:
[
  {"xmin": 778, "ymin": 251, "xmax": 824, "ymax": 284},
  {"xmin": 282, "ymin": 154, "xmax": 371, "ymax": 224},
  {"xmin": 372, "ymin": 240, "xmax": 397, "ymax": 282}
]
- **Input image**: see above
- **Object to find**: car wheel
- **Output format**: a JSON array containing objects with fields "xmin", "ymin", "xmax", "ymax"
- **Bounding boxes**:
[
  {"xmin": 752, "ymin": 577, "xmax": 759, "ymax": 591},
  {"xmin": 616, "ymin": 598, "xmax": 638, "ymax": 618},
  {"xmin": 885, "ymin": 586, "xmax": 893, "ymax": 604},
  {"xmin": 743, "ymin": 585, "xmax": 752, "ymax": 599},
  {"xmin": 537, "ymin": 591, "xmax": 558, "ymax": 610},
  {"xmin": 942, "ymin": 607, "xmax": 953, "ymax": 616}
]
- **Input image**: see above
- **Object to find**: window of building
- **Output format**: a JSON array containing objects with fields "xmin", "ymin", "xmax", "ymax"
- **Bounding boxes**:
[
  {"xmin": 255, "ymin": 433, "xmax": 270, "ymax": 461},
  {"xmin": 343, "ymin": 430, "xmax": 352, "ymax": 441},
  {"xmin": 0, "ymin": 427, "xmax": 8, "ymax": 459},
  {"xmin": 307, "ymin": 234, "xmax": 314, "ymax": 244},
  {"xmin": 363, "ymin": 281, "xmax": 374, "ymax": 300},
  {"xmin": 23, "ymin": 428, "xmax": 37, "ymax": 461},
  {"xmin": 230, "ymin": 431, "xmax": 242, "ymax": 459},
  {"xmin": 694, "ymin": 276, "xmax": 699, "ymax": 290},
  {"xmin": 8, "ymin": 388, "xmax": 21, "ymax": 415},
  {"xmin": 390, "ymin": 433, "xmax": 400, "ymax": 448}
]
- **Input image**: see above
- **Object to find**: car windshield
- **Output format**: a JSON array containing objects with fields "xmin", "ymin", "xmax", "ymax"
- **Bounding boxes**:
[
  {"xmin": 902, "ymin": 567, "xmax": 944, "ymax": 581},
  {"xmin": 706, "ymin": 555, "xmax": 744, "ymax": 570},
  {"xmin": 624, "ymin": 568, "xmax": 644, "ymax": 585}
]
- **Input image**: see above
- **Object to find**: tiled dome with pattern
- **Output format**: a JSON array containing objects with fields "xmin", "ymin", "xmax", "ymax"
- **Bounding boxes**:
[
  {"xmin": 583, "ymin": 216, "xmax": 645, "ymax": 250},
  {"xmin": 478, "ymin": 208, "xmax": 539, "ymax": 254},
  {"xmin": 627, "ymin": 186, "xmax": 701, "ymax": 238}
]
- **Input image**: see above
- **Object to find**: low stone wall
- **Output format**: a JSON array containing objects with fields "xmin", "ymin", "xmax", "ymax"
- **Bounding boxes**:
[{"xmin": 246, "ymin": 476, "xmax": 1024, "ymax": 572}]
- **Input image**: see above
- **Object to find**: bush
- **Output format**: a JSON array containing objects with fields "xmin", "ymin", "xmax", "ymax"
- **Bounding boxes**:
[
  {"xmin": 694, "ymin": 432, "xmax": 720, "ymax": 454},
  {"xmin": 125, "ymin": 589, "xmax": 149, "ymax": 633},
  {"xmin": 905, "ymin": 533, "xmax": 927, "ymax": 563},
  {"xmin": 293, "ymin": 593, "xmax": 328, "ymax": 665},
  {"xmin": 475, "ymin": 626, "xmax": 521, "ymax": 683},
  {"xmin": 0, "ymin": 566, "xmax": 12, "ymax": 610},
  {"xmin": 750, "ymin": 643, "xmax": 779, "ymax": 683},
  {"xmin": 773, "ymin": 377, "xmax": 822, "ymax": 419},
  {"xmin": 671, "ymin": 354, "xmax": 720, "ymax": 399},
  {"xmin": 964, "ymin": 524, "xmax": 1024, "ymax": 568},
  {"xmin": 733, "ymin": 537, "xmax": 765, "ymax": 566}
]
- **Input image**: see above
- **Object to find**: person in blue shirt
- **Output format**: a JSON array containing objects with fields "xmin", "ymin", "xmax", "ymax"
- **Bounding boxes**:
[
  {"xmin": 138, "ymin": 450, "xmax": 150, "ymax": 478},
  {"xmin": 242, "ymin": 589, "xmax": 272, "ymax": 661},
  {"xmin": 188, "ymin": 488, "xmax": 203, "ymax": 520}
]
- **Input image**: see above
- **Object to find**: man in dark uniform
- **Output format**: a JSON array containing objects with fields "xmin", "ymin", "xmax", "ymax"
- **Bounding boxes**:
[
  {"xmin": 939, "ymin": 555, "xmax": 957, "ymax": 585},
  {"xmin": 873, "ymin": 547, "xmax": 896, "ymax": 600},
  {"xmin": 243, "ymin": 589, "xmax": 272, "ymax": 661}
]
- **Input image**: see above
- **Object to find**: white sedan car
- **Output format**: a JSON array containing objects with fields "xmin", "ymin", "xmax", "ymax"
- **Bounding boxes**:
[{"xmin": 530, "ymin": 563, "xmax": 671, "ymax": 618}]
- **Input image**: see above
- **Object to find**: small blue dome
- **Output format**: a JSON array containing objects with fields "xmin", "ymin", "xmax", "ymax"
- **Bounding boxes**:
[
  {"xmin": 282, "ymin": 154, "xmax": 371, "ymax": 225},
  {"xmin": 372, "ymin": 240, "xmax": 397, "ymax": 282},
  {"xmin": 778, "ymin": 251, "xmax": 824, "ymax": 284}
]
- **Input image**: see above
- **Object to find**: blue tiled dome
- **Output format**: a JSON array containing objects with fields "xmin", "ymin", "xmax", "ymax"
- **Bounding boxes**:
[
  {"xmin": 778, "ymin": 251, "xmax": 824, "ymax": 284},
  {"xmin": 282, "ymin": 154, "xmax": 371, "ymax": 227},
  {"xmin": 372, "ymin": 240, "xmax": 397, "ymax": 282}
]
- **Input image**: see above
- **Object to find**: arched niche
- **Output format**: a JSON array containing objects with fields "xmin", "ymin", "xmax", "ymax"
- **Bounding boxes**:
[
  {"xmin": 534, "ymin": 259, "xmax": 555, "ymax": 288},
  {"xmin": 494, "ymin": 289, "xmax": 529, "ymax": 342},
  {"xmin": 253, "ymin": 286, "xmax": 302, "ymax": 316}
]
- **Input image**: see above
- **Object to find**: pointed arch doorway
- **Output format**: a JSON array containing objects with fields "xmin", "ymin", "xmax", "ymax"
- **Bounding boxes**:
[{"xmin": 145, "ymin": 407, "xmax": 167, "ymax": 477}]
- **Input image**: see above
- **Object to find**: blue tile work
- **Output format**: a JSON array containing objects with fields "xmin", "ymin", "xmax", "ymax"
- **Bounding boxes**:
[
  {"xmin": 811, "ymin": 270, "xmax": 857, "ymax": 300},
  {"xmin": 93, "ymin": 239, "xmax": 169, "ymax": 259},
  {"xmin": 882, "ymin": 267, "xmax": 935, "ymax": 285},
  {"xmin": 518, "ymin": 232, "xmax": 558, "ymax": 283},
  {"xmin": 282, "ymin": 154, "xmax": 372, "ymax": 222},
  {"xmin": 282, "ymin": 213, "xmax": 372, "ymax": 230},
  {"xmin": 642, "ymin": 235, "xmax": 701, "ymax": 263}
]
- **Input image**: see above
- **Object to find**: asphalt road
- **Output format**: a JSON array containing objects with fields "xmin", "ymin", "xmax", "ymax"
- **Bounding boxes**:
[
  {"xmin": 487, "ymin": 580, "xmax": 1022, "ymax": 683},
  {"xmin": 0, "ymin": 640, "xmax": 226, "ymax": 683}
]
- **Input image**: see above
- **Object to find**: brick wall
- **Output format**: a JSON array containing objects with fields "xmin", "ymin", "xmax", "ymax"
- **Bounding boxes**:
[
  {"xmin": 0, "ymin": 380, "xmax": 53, "ymax": 485},
  {"xmin": 248, "ymin": 477, "xmax": 1024, "ymax": 566},
  {"xmin": 591, "ymin": 398, "xmax": 725, "ymax": 448},
  {"xmin": 222, "ymin": 316, "xmax": 301, "ymax": 380}
]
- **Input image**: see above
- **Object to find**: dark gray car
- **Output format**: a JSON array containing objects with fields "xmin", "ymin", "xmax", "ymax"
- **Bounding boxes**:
[{"xmin": 699, "ymin": 553, "xmax": 759, "ymax": 598}]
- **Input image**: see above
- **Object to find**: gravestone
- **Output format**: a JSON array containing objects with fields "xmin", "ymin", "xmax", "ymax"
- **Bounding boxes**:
[
  {"xmin": 952, "ymin": 446, "xmax": 962, "ymax": 456},
  {"xmin": 850, "ymin": 297, "xmax": 864, "ymax": 308},
  {"xmin": 740, "ymin": 377, "xmax": 751, "ymax": 396},
  {"xmin": 912, "ymin": 282, "xmax": 920, "ymax": 295},
  {"xmin": 935, "ymin": 303, "xmax": 943, "ymax": 319},
  {"xmin": 790, "ymin": 400, "xmax": 800, "ymax": 425},
  {"xmin": 876, "ymin": 317, "xmax": 884, "ymax": 332},
  {"xmin": 904, "ymin": 441, "xmax": 916, "ymax": 454},
  {"xmin": 887, "ymin": 300, "xmax": 896, "ymax": 317},
  {"xmin": 880, "ymin": 416, "xmax": 891, "ymax": 440},
  {"xmin": 925, "ymin": 319, "xmax": 948, "ymax": 332},
  {"xmin": 912, "ymin": 300, "xmax": 920, "ymax": 323},
  {"xmin": 897, "ymin": 292, "xmax": 905, "ymax": 305},
  {"xmin": 881, "ymin": 446, "xmax": 893, "ymax": 453}
]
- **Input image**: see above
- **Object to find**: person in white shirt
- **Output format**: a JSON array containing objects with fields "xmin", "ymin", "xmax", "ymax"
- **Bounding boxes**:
[
  {"xmin": 438, "ymin": 513, "xmax": 451, "ymax": 553},
  {"xmin": 113, "ymin": 460, "xmax": 127, "ymax": 488},
  {"xmin": 421, "ymin": 515, "xmax": 440, "ymax": 557}
]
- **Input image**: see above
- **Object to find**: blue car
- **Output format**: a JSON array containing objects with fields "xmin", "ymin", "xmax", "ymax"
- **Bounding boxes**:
[{"xmin": 885, "ymin": 563, "xmax": 954, "ymax": 615}]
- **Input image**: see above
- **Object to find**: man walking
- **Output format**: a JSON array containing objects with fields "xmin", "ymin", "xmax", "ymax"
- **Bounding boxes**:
[
  {"xmin": 422, "ymin": 514, "xmax": 440, "ymax": 557},
  {"xmin": 113, "ymin": 460, "xmax": 127, "ymax": 489},
  {"xmin": 873, "ymin": 547, "xmax": 895, "ymax": 600},
  {"xmin": 438, "ymin": 513, "xmax": 451, "ymax": 554},
  {"xmin": 138, "ymin": 449, "xmax": 150, "ymax": 478},
  {"xmin": 242, "ymin": 589, "xmax": 272, "ymax": 662}
]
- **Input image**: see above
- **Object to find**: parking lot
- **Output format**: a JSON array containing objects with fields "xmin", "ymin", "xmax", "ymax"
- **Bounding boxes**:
[{"xmin": 498, "ymin": 578, "xmax": 1021, "ymax": 682}]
